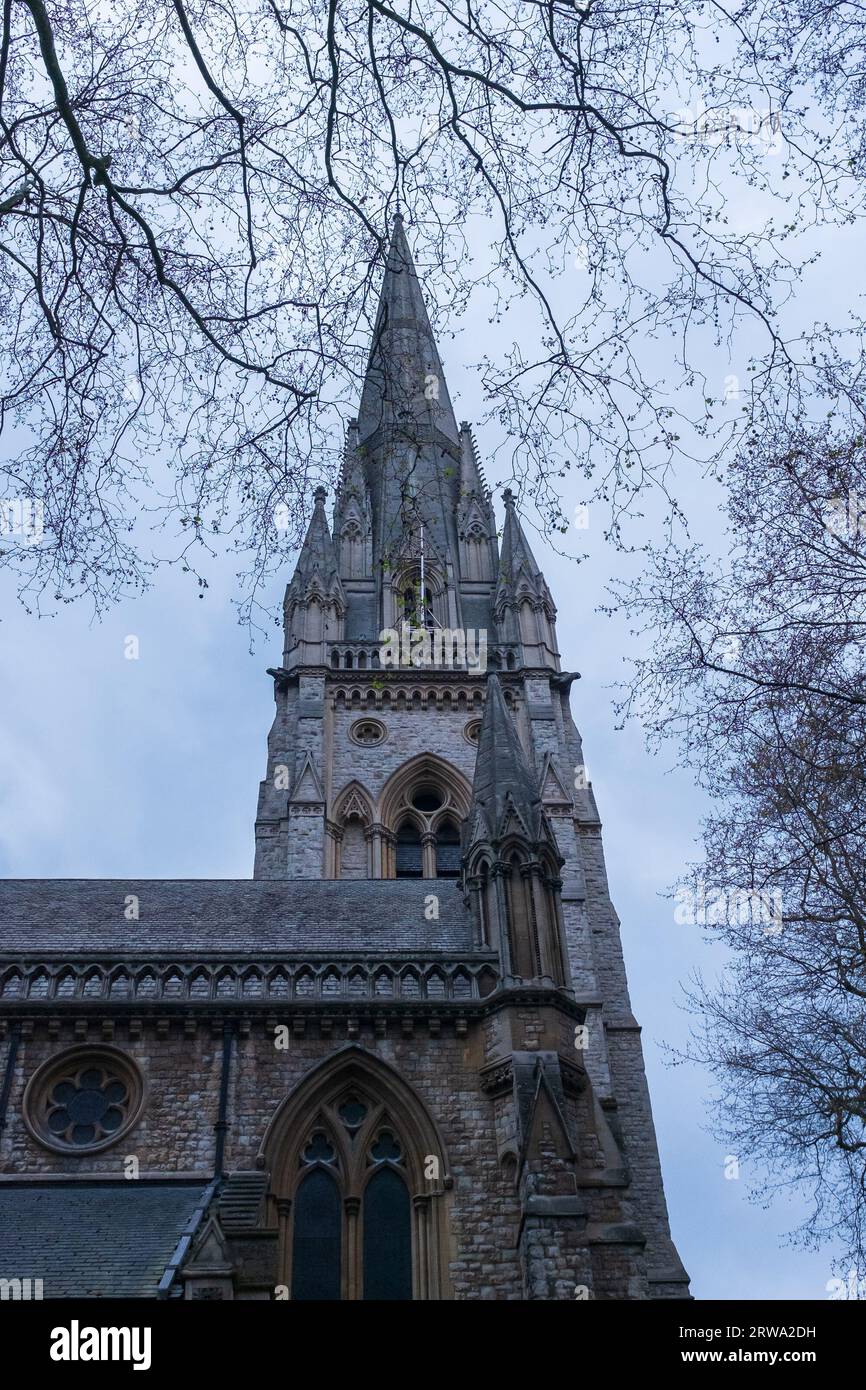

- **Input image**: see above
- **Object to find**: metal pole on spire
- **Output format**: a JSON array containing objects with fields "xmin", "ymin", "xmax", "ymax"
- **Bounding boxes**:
[{"xmin": 420, "ymin": 519, "xmax": 425, "ymax": 624}]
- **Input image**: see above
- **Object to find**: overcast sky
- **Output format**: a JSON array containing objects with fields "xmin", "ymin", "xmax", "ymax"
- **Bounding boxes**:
[{"xmin": 0, "ymin": 155, "xmax": 859, "ymax": 1297}]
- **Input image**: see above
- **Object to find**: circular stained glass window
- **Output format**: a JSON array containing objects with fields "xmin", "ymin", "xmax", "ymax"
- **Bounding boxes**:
[{"xmin": 23, "ymin": 1046, "xmax": 144, "ymax": 1154}]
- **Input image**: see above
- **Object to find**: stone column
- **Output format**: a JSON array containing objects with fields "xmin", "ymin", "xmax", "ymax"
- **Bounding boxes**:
[
  {"xmin": 412, "ymin": 1194, "xmax": 430, "ymax": 1299},
  {"xmin": 421, "ymin": 831, "xmax": 437, "ymax": 879},
  {"xmin": 276, "ymin": 1198, "xmax": 292, "ymax": 1292},
  {"xmin": 345, "ymin": 1196, "xmax": 361, "ymax": 1299}
]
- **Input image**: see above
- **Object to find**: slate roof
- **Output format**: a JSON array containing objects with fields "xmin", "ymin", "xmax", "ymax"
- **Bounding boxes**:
[
  {"xmin": 0, "ymin": 1181, "xmax": 207, "ymax": 1298},
  {"xmin": 0, "ymin": 878, "xmax": 476, "ymax": 956}
]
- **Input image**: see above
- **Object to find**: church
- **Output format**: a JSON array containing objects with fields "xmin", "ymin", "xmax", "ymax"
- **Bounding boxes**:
[{"xmin": 0, "ymin": 218, "xmax": 689, "ymax": 1301}]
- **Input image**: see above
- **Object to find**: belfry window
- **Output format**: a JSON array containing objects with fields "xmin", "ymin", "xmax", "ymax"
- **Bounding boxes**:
[
  {"xmin": 378, "ymin": 755, "xmax": 472, "ymax": 880},
  {"xmin": 395, "ymin": 820, "xmax": 423, "ymax": 878},
  {"xmin": 435, "ymin": 819, "xmax": 461, "ymax": 878},
  {"xmin": 402, "ymin": 583, "xmax": 434, "ymax": 628}
]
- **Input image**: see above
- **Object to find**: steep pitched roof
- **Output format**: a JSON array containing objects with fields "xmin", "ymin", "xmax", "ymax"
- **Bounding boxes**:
[
  {"xmin": 0, "ymin": 1181, "xmax": 208, "ymax": 1298},
  {"xmin": 357, "ymin": 215, "xmax": 459, "ymax": 448},
  {"xmin": 0, "ymin": 879, "xmax": 478, "ymax": 954}
]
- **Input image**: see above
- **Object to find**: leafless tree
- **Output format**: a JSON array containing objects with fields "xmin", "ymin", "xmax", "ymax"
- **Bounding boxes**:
[
  {"xmin": 1, "ymin": 0, "xmax": 863, "ymax": 623},
  {"xmin": 614, "ymin": 373, "xmax": 866, "ymax": 1269}
]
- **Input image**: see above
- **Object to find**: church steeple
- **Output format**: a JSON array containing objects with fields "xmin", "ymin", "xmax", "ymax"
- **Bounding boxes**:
[
  {"xmin": 357, "ymin": 214, "xmax": 460, "ymax": 449},
  {"xmin": 456, "ymin": 423, "xmax": 497, "ymax": 584},
  {"xmin": 333, "ymin": 419, "xmax": 373, "ymax": 583},
  {"xmin": 355, "ymin": 216, "xmax": 469, "ymax": 634},
  {"xmin": 468, "ymin": 672, "xmax": 547, "ymax": 845},
  {"xmin": 246, "ymin": 225, "xmax": 689, "ymax": 1305}
]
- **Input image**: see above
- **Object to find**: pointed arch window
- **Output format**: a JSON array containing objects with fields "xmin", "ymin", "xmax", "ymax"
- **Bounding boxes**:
[
  {"xmin": 379, "ymin": 758, "xmax": 472, "ymax": 880},
  {"xmin": 341, "ymin": 520, "xmax": 365, "ymax": 579},
  {"xmin": 364, "ymin": 1165, "xmax": 412, "ymax": 1300},
  {"xmin": 274, "ymin": 1075, "xmax": 445, "ymax": 1300},
  {"xmin": 478, "ymin": 860, "xmax": 491, "ymax": 945},
  {"xmin": 402, "ymin": 583, "xmax": 434, "ymax": 628}
]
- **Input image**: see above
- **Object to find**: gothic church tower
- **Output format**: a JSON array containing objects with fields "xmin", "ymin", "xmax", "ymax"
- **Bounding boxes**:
[{"xmin": 249, "ymin": 217, "xmax": 690, "ymax": 1299}]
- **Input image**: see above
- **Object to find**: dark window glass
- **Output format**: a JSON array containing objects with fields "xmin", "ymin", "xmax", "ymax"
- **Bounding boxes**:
[
  {"xmin": 302, "ymin": 1132, "xmax": 336, "ymax": 1164},
  {"xmin": 363, "ymin": 1167, "xmax": 412, "ymax": 1300},
  {"xmin": 395, "ymin": 821, "xmax": 423, "ymax": 878},
  {"xmin": 338, "ymin": 1098, "xmax": 368, "ymax": 1131},
  {"xmin": 412, "ymin": 787, "xmax": 442, "ymax": 812},
  {"xmin": 292, "ymin": 1168, "xmax": 342, "ymax": 1301},
  {"xmin": 436, "ymin": 820, "xmax": 461, "ymax": 878},
  {"xmin": 45, "ymin": 1067, "xmax": 129, "ymax": 1147},
  {"xmin": 370, "ymin": 1130, "xmax": 402, "ymax": 1163}
]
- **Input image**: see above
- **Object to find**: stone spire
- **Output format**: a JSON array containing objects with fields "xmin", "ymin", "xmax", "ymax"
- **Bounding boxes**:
[
  {"xmin": 355, "ymin": 216, "xmax": 465, "ymax": 632},
  {"xmin": 457, "ymin": 421, "xmax": 490, "ymax": 502},
  {"xmin": 287, "ymin": 486, "xmax": 341, "ymax": 593},
  {"xmin": 495, "ymin": 490, "xmax": 548, "ymax": 601},
  {"xmin": 493, "ymin": 490, "xmax": 558, "ymax": 670},
  {"xmin": 467, "ymin": 673, "xmax": 547, "ymax": 845},
  {"xmin": 333, "ymin": 420, "xmax": 372, "ymax": 581},
  {"xmin": 357, "ymin": 215, "xmax": 460, "ymax": 449},
  {"xmin": 456, "ymin": 422, "xmax": 497, "ymax": 584},
  {"xmin": 283, "ymin": 486, "xmax": 345, "ymax": 665}
]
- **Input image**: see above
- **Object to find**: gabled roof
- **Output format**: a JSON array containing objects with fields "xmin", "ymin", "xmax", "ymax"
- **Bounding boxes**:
[{"xmin": 0, "ymin": 879, "xmax": 478, "ymax": 954}]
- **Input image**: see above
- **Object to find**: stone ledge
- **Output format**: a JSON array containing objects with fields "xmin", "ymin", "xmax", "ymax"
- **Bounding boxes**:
[{"xmin": 585, "ymin": 1221, "xmax": 647, "ymax": 1246}]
